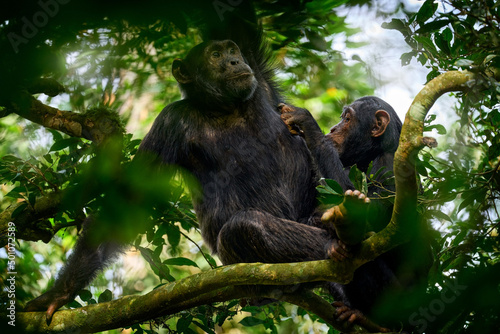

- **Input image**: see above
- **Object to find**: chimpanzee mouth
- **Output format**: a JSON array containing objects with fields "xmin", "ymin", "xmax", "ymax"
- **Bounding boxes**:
[{"xmin": 227, "ymin": 72, "xmax": 253, "ymax": 80}]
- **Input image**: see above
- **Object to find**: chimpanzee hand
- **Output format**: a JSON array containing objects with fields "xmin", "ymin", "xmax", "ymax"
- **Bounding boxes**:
[
  {"xmin": 24, "ymin": 288, "xmax": 74, "ymax": 323},
  {"xmin": 333, "ymin": 301, "xmax": 391, "ymax": 333},
  {"xmin": 278, "ymin": 103, "xmax": 306, "ymax": 136},
  {"xmin": 326, "ymin": 237, "xmax": 353, "ymax": 262},
  {"xmin": 278, "ymin": 103, "xmax": 324, "ymax": 141},
  {"xmin": 322, "ymin": 190, "xmax": 371, "ymax": 246}
]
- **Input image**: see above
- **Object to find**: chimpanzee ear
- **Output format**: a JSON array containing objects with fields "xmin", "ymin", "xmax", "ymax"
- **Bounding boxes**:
[
  {"xmin": 372, "ymin": 110, "xmax": 391, "ymax": 137},
  {"xmin": 172, "ymin": 59, "xmax": 193, "ymax": 84}
]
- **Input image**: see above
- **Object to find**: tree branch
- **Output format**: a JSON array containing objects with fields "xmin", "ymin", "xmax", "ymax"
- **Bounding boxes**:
[
  {"xmin": 357, "ymin": 70, "xmax": 478, "ymax": 262},
  {"xmin": 26, "ymin": 78, "xmax": 66, "ymax": 97},
  {"xmin": 19, "ymin": 261, "xmax": 375, "ymax": 333},
  {"xmin": 5, "ymin": 91, "xmax": 124, "ymax": 144},
  {"xmin": 0, "ymin": 192, "xmax": 65, "ymax": 247}
]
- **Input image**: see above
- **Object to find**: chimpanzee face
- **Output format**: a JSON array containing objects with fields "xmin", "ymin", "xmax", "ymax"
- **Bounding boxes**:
[
  {"xmin": 203, "ymin": 40, "xmax": 258, "ymax": 101},
  {"xmin": 326, "ymin": 99, "xmax": 391, "ymax": 168},
  {"xmin": 326, "ymin": 105, "xmax": 365, "ymax": 157},
  {"xmin": 172, "ymin": 40, "xmax": 258, "ymax": 104}
]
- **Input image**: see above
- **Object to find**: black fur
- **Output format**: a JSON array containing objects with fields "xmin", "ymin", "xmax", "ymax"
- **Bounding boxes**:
[
  {"xmin": 139, "ymin": 37, "xmax": 351, "ymax": 260},
  {"xmin": 25, "ymin": 29, "xmax": 352, "ymax": 319},
  {"xmin": 285, "ymin": 97, "xmax": 432, "ymax": 330}
]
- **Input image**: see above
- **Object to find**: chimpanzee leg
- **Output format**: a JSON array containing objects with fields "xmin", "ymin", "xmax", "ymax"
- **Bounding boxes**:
[
  {"xmin": 216, "ymin": 209, "xmax": 333, "ymax": 264},
  {"xmin": 25, "ymin": 217, "xmax": 124, "ymax": 321}
]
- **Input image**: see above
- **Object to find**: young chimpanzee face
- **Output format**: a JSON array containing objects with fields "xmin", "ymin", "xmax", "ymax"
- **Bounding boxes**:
[
  {"xmin": 172, "ymin": 40, "xmax": 258, "ymax": 105},
  {"xmin": 326, "ymin": 97, "xmax": 392, "ymax": 168},
  {"xmin": 326, "ymin": 105, "xmax": 358, "ymax": 156}
]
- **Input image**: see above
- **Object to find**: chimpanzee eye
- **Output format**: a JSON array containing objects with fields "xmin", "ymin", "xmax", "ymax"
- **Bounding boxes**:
[
  {"xmin": 212, "ymin": 51, "xmax": 221, "ymax": 58},
  {"xmin": 229, "ymin": 48, "xmax": 236, "ymax": 54}
]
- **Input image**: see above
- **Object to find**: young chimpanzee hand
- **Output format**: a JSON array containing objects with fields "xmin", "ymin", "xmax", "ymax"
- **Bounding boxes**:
[{"xmin": 278, "ymin": 103, "xmax": 325, "ymax": 144}]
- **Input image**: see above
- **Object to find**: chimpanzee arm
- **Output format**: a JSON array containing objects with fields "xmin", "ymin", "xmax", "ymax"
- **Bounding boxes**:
[
  {"xmin": 137, "ymin": 102, "xmax": 187, "ymax": 165},
  {"xmin": 24, "ymin": 218, "xmax": 124, "ymax": 321},
  {"xmin": 279, "ymin": 104, "xmax": 353, "ymax": 190},
  {"xmin": 25, "ymin": 103, "xmax": 186, "ymax": 321}
]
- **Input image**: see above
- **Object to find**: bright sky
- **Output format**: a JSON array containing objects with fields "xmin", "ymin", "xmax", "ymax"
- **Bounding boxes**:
[{"xmin": 339, "ymin": 1, "xmax": 456, "ymax": 127}]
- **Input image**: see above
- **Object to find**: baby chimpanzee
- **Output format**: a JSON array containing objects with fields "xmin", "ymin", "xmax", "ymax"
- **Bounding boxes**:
[{"xmin": 280, "ymin": 97, "xmax": 432, "ymax": 332}]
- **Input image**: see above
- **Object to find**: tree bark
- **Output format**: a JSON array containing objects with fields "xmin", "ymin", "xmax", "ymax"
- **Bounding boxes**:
[{"xmin": 4, "ymin": 90, "xmax": 124, "ymax": 144}]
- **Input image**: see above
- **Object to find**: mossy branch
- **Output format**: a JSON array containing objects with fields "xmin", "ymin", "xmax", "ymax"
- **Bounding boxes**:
[
  {"xmin": 19, "ymin": 261, "xmax": 373, "ymax": 333},
  {"xmin": 4, "ymin": 90, "xmax": 124, "ymax": 144},
  {"xmin": 0, "ymin": 192, "xmax": 67, "ymax": 247},
  {"xmin": 357, "ymin": 70, "xmax": 478, "ymax": 261}
]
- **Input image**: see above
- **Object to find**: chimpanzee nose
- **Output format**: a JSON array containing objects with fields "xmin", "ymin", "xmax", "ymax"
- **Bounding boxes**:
[{"xmin": 229, "ymin": 58, "xmax": 239, "ymax": 66}]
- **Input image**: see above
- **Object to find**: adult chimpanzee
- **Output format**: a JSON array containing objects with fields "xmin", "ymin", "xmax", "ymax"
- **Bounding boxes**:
[
  {"xmin": 25, "ymin": 36, "xmax": 359, "ymax": 321},
  {"xmin": 279, "ymin": 97, "xmax": 433, "ymax": 331}
]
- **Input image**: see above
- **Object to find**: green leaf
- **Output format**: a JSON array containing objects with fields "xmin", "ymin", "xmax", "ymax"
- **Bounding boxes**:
[
  {"xmin": 157, "ymin": 264, "xmax": 174, "ymax": 282},
  {"xmin": 163, "ymin": 257, "xmax": 199, "ymax": 268},
  {"xmin": 442, "ymin": 27, "xmax": 453, "ymax": 42},
  {"xmin": 98, "ymin": 289, "xmax": 112, "ymax": 303},
  {"xmin": 426, "ymin": 69, "xmax": 440, "ymax": 81},
  {"xmin": 451, "ymin": 230, "xmax": 468, "ymax": 247},
  {"xmin": 381, "ymin": 19, "xmax": 406, "ymax": 32},
  {"xmin": 401, "ymin": 51, "xmax": 417, "ymax": 66},
  {"xmin": 424, "ymin": 124, "xmax": 447, "ymax": 135},
  {"xmin": 153, "ymin": 244, "xmax": 163, "ymax": 257},
  {"xmin": 138, "ymin": 246, "xmax": 174, "ymax": 281},
  {"xmin": 416, "ymin": 0, "xmax": 438, "ymax": 24},
  {"xmin": 240, "ymin": 316, "xmax": 264, "ymax": 327},
  {"xmin": 416, "ymin": 19, "xmax": 450, "ymax": 34},
  {"xmin": 48, "ymin": 129, "xmax": 63, "ymax": 142},
  {"xmin": 67, "ymin": 300, "xmax": 83, "ymax": 308},
  {"xmin": 348, "ymin": 165, "xmax": 367, "ymax": 193},
  {"xmin": 204, "ymin": 253, "xmax": 218, "ymax": 268},
  {"xmin": 458, "ymin": 191, "xmax": 476, "ymax": 213},
  {"xmin": 177, "ymin": 315, "xmax": 193, "ymax": 332},
  {"xmin": 416, "ymin": 162, "xmax": 428, "ymax": 177},
  {"xmin": 425, "ymin": 114, "xmax": 437, "ymax": 123},
  {"xmin": 324, "ymin": 178, "xmax": 343, "ymax": 194},
  {"xmin": 428, "ymin": 210, "xmax": 453, "ymax": 223},
  {"xmin": 5, "ymin": 187, "xmax": 26, "ymax": 198},
  {"xmin": 43, "ymin": 154, "xmax": 53, "ymax": 164},
  {"xmin": 78, "ymin": 289, "xmax": 93, "ymax": 302},
  {"xmin": 50, "ymin": 138, "xmax": 81, "ymax": 152},
  {"xmin": 165, "ymin": 223, "xmax": 181, "ymax": 248},
  {"xmin": 434, "ymin": 32, "xmax": 451, "ymax": 55},
  {"xmin": 414, "ymin": 35, "xmax": 438, "ymax": 56},
  {"xmin": 455, "ymin": 59, "xmax": 474, "ymax": 67},
  {"xmin": 484, "ymin": 54, "xmax": 498, "ymax": 64}
]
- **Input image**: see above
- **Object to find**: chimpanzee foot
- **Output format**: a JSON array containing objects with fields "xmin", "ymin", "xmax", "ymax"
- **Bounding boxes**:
[
  {"xmin": 322, "ymin": 190, "xmax": 370, "ymax": 246},
  {"xmin": 333, "ymin": 301, "xmax": 391, "ymax": 333},
  {"xmin": 24, "ymin": 289, "xmax": 74, "ymax": 324}
]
